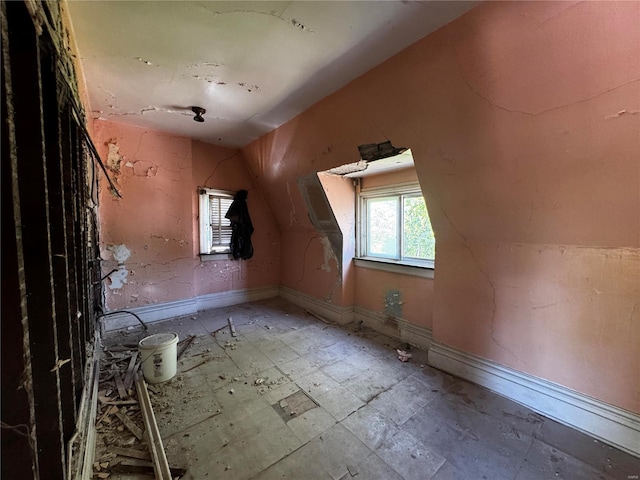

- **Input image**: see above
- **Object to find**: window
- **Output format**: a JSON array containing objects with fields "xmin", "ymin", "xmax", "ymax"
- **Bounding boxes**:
[
  {"xmin": 358, "ymin": 182, "xmax": 435, "ymax": 267},
  {"xmin": 199, "ymin": 188, "xmax": 234, "ymax": 254}
]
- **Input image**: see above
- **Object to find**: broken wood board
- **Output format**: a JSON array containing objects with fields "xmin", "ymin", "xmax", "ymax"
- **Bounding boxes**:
[
  {"xmin": 114, "ymin": 411, "xmax": 144, "ymax": 440},
  {"xmin": 99, "ymin": 398, "xmax": 138, "ymax": 406},
  {"xmin": 136, "ymin": 374, "xmax": 172, "ymax": 479},
  {"xmin": 123, "ymin": 351, "xmax": 139, "ymax": 390},
  {"xmin": 228, "ymin": 317, "xmax": 237, "ymax": 337},
  {"xmin": 110, "ymin": 458, "xmax": 186, "ymax": 477},
  {"xmin": 114, "ymin": 372, "xmax": 127, "ymax": 399},
  {"xmin": 108, "ymin": 446, "xmax": 151, "ymax": 461}
]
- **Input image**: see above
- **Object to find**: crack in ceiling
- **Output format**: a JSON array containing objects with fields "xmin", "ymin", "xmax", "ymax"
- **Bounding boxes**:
[{"xmin": 68, "ymin": 1, "xmax": 478, "ymax": 147}]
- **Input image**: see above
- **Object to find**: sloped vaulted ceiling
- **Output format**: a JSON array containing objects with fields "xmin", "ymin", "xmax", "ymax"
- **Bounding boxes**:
[{"xmin": 67, "ymin": 1, "xmax": 476, "ymax": 147}]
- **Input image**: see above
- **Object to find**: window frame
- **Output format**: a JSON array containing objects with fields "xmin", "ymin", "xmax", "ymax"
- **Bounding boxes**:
[
  {"xmin": 356, "ymin": 181, "xmax": 435, "ymax": 269},
  {"xmin": 198, "ymin": 187, "xmax": 235, "ymax": 256}
]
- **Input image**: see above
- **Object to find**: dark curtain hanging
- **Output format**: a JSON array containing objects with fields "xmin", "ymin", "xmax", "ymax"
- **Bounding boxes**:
[{"xmin": 225, "ymin": 189, "xmax": 254, "ymax": 260}]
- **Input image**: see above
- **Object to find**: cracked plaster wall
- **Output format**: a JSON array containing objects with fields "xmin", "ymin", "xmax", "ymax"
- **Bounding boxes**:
[
  {"xmin": 96, "ymin": 120, "xmax": 279, "ymax": 311},
  {"xmin": 241, "ymin": 1, "xmax": 640, "ymax": 413}
]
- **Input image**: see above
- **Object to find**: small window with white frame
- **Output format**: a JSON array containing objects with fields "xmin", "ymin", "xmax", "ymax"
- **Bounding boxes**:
[
  {"xmin": 358, "ymin": 182, "xmax": 435, "ymax": 267},
  {"xmin": 199, "ymin": 188, "xmax": 234, "ymax": 255}
]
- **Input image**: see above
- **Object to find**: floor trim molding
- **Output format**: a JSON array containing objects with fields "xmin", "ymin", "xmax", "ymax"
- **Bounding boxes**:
[
  {"xmin": 196, "ymin": 285, "xmax": 279, "ymax": 312},
  {"xmin": 428, "ymin": 341, "xmax": 640, "ymax": 458},
  {"xmin": 102, "ymin": 286, "xmax": 279, "ymax": 331},
  {"xmin": 353, "ymin": 306, "xmax": 432, "ymax": 351},
  {"xmin": 278, "ymin": 286, "xmax": 354, "ymax": 324}
]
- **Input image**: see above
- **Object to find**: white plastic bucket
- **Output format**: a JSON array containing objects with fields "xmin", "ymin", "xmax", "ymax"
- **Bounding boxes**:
[{"xmin": 138, "ymin": 332, "xmax": 179, "ymax": 383}]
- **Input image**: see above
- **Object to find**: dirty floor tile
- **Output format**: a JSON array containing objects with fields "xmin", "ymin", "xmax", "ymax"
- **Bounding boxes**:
[{"xmin": 95, "ymin": 298, "xmax": 640, "ymax": 480}]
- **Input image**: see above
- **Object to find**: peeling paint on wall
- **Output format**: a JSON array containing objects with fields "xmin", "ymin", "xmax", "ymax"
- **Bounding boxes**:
[
  {"xmin": 132, "ymin": 160, "xmax": 158, "ymax": 177},
  {"xmin": 238, "ymin": 82, "xmax": 260, "ymax": 93},
  {"xmin": 106, "ymin": 142, "xmax": 123, "ymax": 172}
]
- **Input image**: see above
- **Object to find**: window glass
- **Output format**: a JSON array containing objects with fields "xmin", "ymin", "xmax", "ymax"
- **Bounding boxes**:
[
  {"xmin": 403, "ymin": 195, "xmax": 435, "ymax": 260},
  {"xmin": 367, "ymin": 197, "xmax": 399, "ymax": 258},
  {"xmin": 358, "ymin": 183, "xmax": 435, "ymax": 266}
]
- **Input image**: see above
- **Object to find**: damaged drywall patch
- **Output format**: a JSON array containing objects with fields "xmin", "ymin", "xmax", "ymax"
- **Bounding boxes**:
[
  {"xmin": 108, "ymin": 268, "xmax": 129, "ymax": 289},
  {"xmin": 106, "ymin": 244, "xmax": 131, "ymax": 290},
  {"xmin": 108, "ymin": 244, "xmax": 131, "ymax": 263},
  {"xmin": 384, "ymin": 289, "xmax": 403, "ymax": 318},
  {"xmin": 319, "ymin": 236, "xmax": 338, "ymax": 273}
]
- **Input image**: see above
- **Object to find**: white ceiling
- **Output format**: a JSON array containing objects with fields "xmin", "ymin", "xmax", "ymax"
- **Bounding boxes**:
[{"xmin": 68, "ymin": 1, "xmax": 476, "ymax": 148}]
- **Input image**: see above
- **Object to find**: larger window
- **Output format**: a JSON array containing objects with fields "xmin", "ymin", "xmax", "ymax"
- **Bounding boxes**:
[
  {"xmin": 358, "ymin": 183, "xmax": 435, "ymax": 267},
  {"xmin": 199, "ymin": 188, "xmax": 234, "ymax": 254}
]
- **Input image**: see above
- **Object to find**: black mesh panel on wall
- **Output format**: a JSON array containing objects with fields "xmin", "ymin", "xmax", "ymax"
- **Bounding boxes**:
[{"xmin": 1, "ymin": 1, "xmax": 103, "ymax": 478}]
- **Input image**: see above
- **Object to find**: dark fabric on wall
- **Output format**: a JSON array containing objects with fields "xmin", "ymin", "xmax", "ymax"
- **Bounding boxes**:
[{"xmin": 225, "ymin": 189, "xmax": 254, "ymax": 260}]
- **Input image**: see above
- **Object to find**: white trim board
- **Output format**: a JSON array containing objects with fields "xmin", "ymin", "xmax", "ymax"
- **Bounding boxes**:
[
  {"xmin": 279, "ymin": 286, "xmax": 354, "ymax": 325},
  {"xmin": 70, "ymin": 327, "xmax": 101, "ymax": 480},
  {"xmin": 428, "ymin": 341, "xmax": 640, "ymax": 458},
  {"xmin": 353, "ymin": 306, "xmax": 432, "ymax": 351},
  {"xmin": 101, "ymin": 285, "xmax": 279, "ymax": 331},
  {"xmin": 277, "ymin": 288, "xmax": 433, "ymax": 348}
]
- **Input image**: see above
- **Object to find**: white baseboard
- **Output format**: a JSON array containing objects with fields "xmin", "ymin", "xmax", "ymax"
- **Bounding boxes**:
[
  {"xmin": 102, "ymin": 286, "xmax": 279, "ymax": 331},
  {"xmin": 196, "ymin": 285, "xmax": 279, "ymax": 311},
  {"xmin": 279, "ymin": 286, "xmax": 354, "ymax": 324},
  {"xmin": 353, "ymin": 306, "xmax": 433, "ymax": 351},
  {"xmin": 428, "ymin": 341, "xmax": 640, "ymax": 458}
]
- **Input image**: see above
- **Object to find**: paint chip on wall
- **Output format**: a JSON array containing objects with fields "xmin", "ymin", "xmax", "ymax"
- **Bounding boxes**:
[
  {"xmin": 108, "ymin": 244, "xmax": 131, "ymax": 264},
  {"xmin": 106, "ymin": 142, "xmax": 123, "ymax": 172},
  {"xmin": 108, "ymin": 267, "xmax": 129, "ymax": 289}
]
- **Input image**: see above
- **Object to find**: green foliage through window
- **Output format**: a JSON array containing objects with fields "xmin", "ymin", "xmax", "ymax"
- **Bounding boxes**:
[{"xmin": 361, "ymin": 186, "xmax": 435, "ymax": 264}]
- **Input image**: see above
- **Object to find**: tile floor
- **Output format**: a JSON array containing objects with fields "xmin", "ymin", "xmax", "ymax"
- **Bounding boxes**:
[{"xmin": 103, "ymin": 297, "xmax": 640, "ymax": 480}]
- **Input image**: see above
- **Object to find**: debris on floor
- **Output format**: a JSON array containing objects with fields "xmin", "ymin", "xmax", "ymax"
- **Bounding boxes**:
[
  {"xmin": 91, "ymin": 299, "xmax": 639, "ymax": 479},
  {"xmin": 397, "ymin": 349, "xmax": 412, "ymax": 362},
  {"xmin": 177, "ymin": 335, "xmax": 195, "ymax": 360},
  {"xmin": 93, "ymin": 343, "xmax": 188, "ymax": 479},
  {"xmin": 228, "ymin": 317, "xmax": 237, "ymax": 337},
  {"xmin": 273, "ymin": 390, "xmax": 318, "ymax": 420},
  {"xmin": 306, "ymin": 309, "xmax": 333, "ymax": 324}
]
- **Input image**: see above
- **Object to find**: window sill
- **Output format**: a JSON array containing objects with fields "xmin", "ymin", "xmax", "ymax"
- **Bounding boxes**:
[
  {"xmin": 353, "ymin": 257, "xmax": 434, "ymax": 279},
  {"xmin": 199, "ymin": 252, "xmax": 232, "ymax": 262}
]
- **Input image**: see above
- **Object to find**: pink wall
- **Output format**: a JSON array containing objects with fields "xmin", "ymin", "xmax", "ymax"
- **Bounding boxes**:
[
  {"xmin": 95, "ymin": 120, "xmax": 279, "ymax": 311},
  {"xmin": 242, "ymin": 1, "xmax": 640, "ymax": 412}
]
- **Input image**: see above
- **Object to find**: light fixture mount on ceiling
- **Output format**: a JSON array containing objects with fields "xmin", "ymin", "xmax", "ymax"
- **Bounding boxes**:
[{"xmin": 191, "ymin": 106, "xmax": 206, "ymax": 122}]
